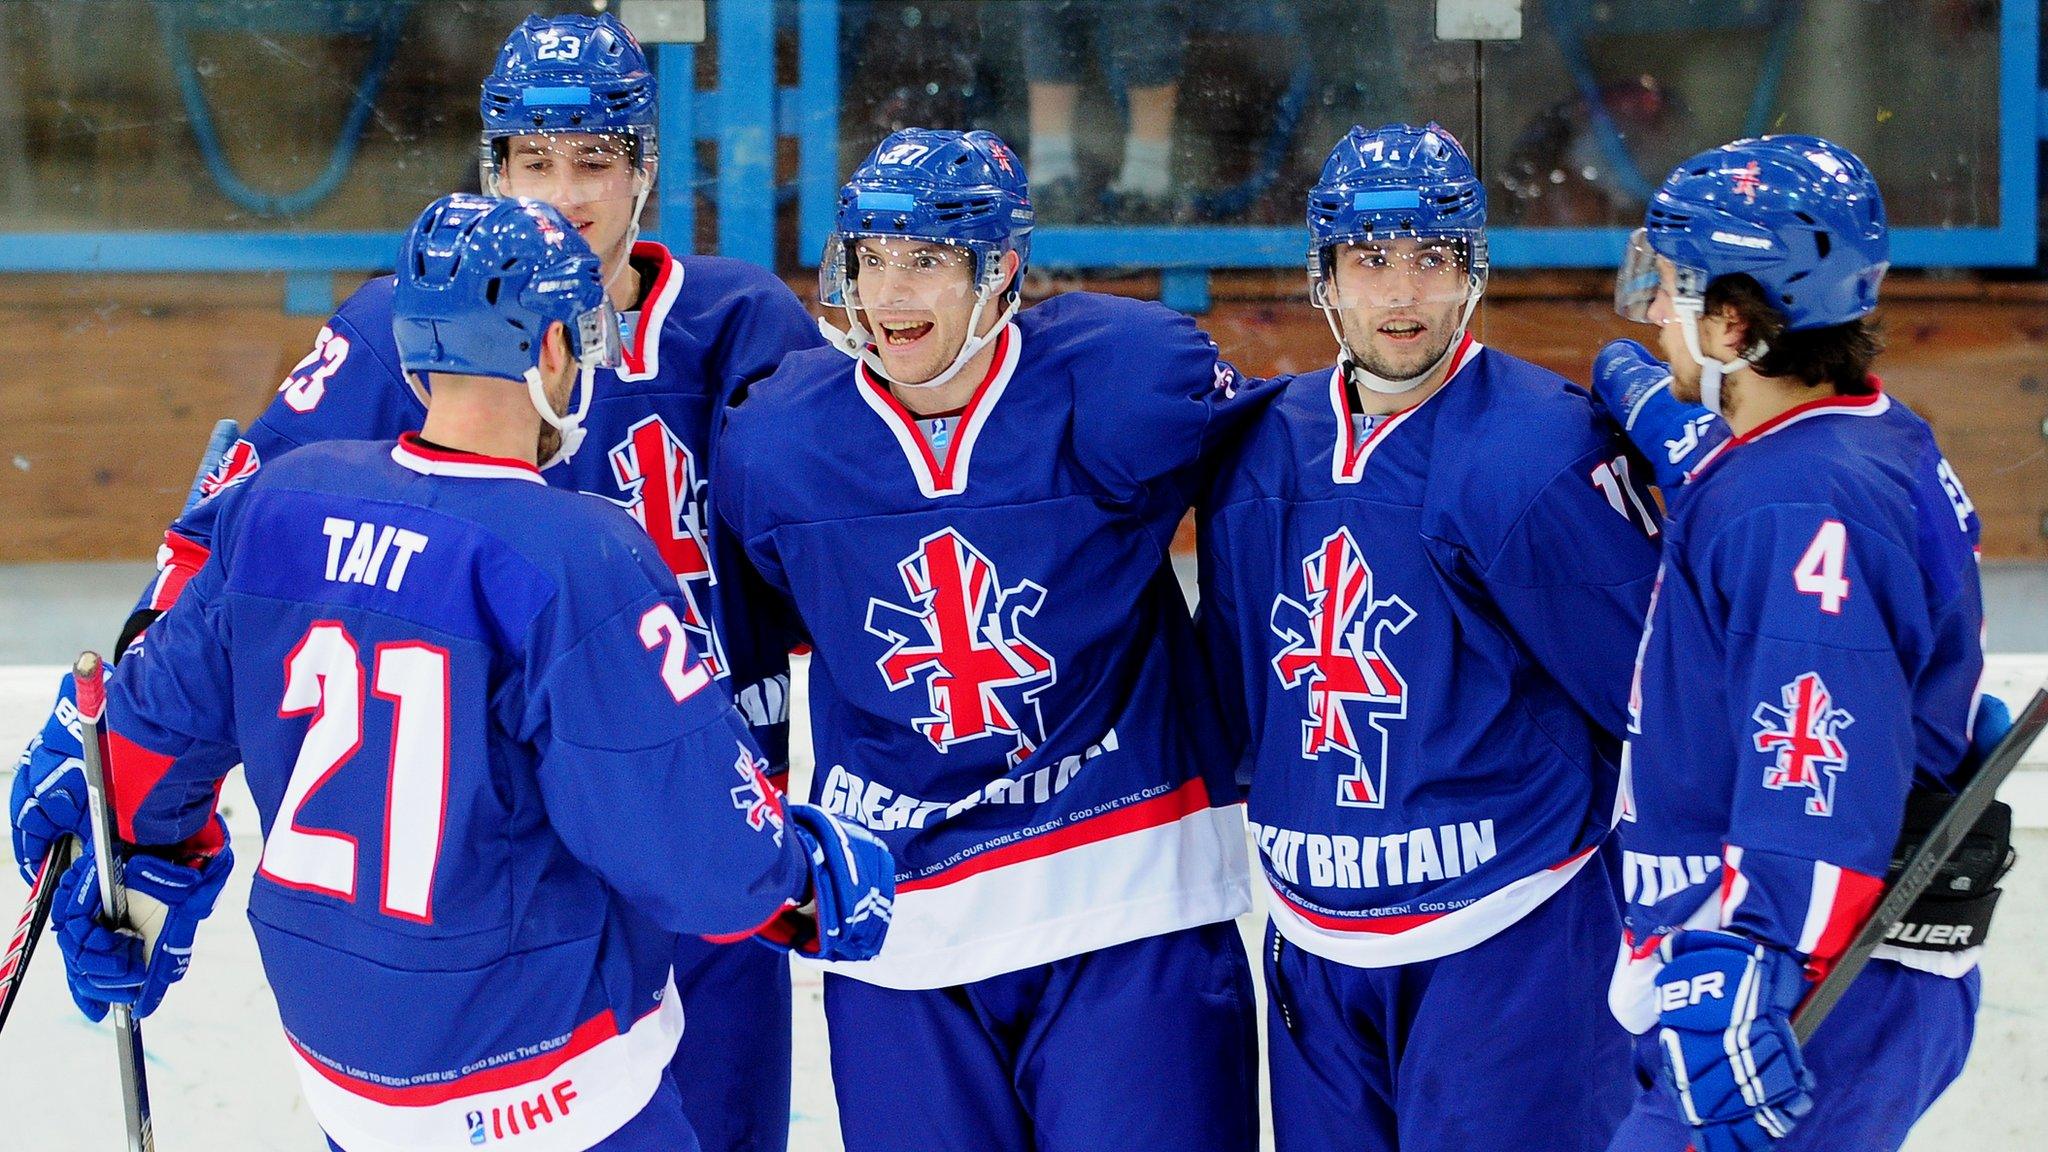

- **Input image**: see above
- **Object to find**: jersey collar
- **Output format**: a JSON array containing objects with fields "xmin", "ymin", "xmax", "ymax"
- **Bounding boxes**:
[
  {"xmin": 855, "ymin": 322, "xmax": 1023, "ymax": 499},
  {"xmin": 617, "ymin": 241, "xmax": 684, "ymax": 382},
  {"xmin": 1329, "ymin": 334, "xmax": 1479, "ymax": 485},
  {"xmin": 1690, "ymin": 380, "xmax": 1890, "ymax": 479},
  {"xmin": 391, "ymin": 432, "xmax": 545, "ymax": 485}
]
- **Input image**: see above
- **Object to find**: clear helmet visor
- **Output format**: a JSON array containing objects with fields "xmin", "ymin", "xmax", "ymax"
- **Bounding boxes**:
[
  {"xmin": 822, "ymin": 233, "xmax": 987, "ymax": 342},
  {"xmin": 483, "ymin": 132, "xmax": 653, "ymax": 283},
  {"xmin": 576, "ymin": 297, "xmax": 624, "ymax": 370},
  {"xmin": 1614, "ymin": 228, "xmax": 1708, "ymax": 323},
  {"xmin": 1313, "ymin": 235, "xmax": 1483, "ymax": 312}
]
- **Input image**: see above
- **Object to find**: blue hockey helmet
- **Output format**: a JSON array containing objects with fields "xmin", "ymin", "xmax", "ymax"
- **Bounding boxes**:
[
  {"xmin": 480, "ymin": 13, "xmax": 656, "ymax": 148},
  {"xmin": 819, "ymin": 128, "xmax": 1035, "ymax": 389},
  {"xmin": 1307, "ymin": 124, "xmax": 1488, "ymax": 392},
  {"xmin": 393, "ymin": 193, "xmax": 622, "ymax": 467},
  {"xmin": 1307, "ymin": 122, "xmax": 1488, "ymax": 291},
  {"xmin": 478, "ymin": 12, "xmax": 657, "ymax": 223},
  {"xmin": 1618, "ymin": 135, "xmax": 1888, "ymax": 332}
]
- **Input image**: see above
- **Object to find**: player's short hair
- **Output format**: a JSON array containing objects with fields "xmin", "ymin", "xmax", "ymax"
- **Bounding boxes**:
[{"xmin": 1707, "ymin": 274, "xmax": 1882, "ymax": 396}]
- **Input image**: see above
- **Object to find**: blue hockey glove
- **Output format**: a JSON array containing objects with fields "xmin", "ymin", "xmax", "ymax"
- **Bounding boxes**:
[
  {"xmin": 53, "ymin": 822, "xmax": 233, "ymax": 1022},
  {"xmin": 759, "ymin": 803, "xmax": 894, "ymax": 963},
  {"xmin": 1653, "ymin": 930, "xmax": 1815, "ymax": 1152},
  {"xmin": 1592, "ymin": 339, "xmax": 1728, "ymax": 490},
  {"xmin": 1967, "ymin": 693, "xmax": 2013, "ymax": 771},
  {"xmin": 10, "ymin": 673, "xmax": 92, "ymax": 883}
]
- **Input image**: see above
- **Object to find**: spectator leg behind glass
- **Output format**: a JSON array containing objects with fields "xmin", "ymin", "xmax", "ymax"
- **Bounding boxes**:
[{"xmin": 1020, "ymin": 0, "xmax": 1188, "ymax": 222}]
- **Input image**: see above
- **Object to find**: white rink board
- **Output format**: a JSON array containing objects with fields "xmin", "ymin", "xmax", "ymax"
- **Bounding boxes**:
[{"xmin": 0, "ymin": 658, "xmax": 2044, "ymax": 1150}]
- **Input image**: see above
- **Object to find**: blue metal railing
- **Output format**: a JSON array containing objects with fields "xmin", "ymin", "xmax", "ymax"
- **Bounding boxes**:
[{"xmin": 0, "ymin": 0, "xmax": 2037, "ymax": 317}]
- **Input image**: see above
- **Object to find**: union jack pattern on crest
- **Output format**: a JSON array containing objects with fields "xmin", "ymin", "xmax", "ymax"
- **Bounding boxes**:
[
  {"xmin": 607, "ymin": 415, "xmax": 727, "ymax": 678},
  {"xmin": 865, "ymin": 528, "xmax": 1057, "ymax": 764},
  {"xmin": 730, "ymin": 749, "xmax": 786, "ymax": 845},
  {"xmin": 199, "ymin": 439, "xmax": 262, "ymax": 501},
  {"xmin": 1732, "ymin": 159, "xmax": 1763, "ymax": 205},
  {"xmin": 1752, "ymin": 671, "xmax": 1853, "ymax": 816},
  {"xmin": 1269, "ymin": 527, "xmax": 1415, "ymax": 808}
]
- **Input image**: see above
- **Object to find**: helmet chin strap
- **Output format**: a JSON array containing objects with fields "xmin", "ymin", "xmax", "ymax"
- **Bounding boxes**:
[
  {"xmin": 596, "ymin": 179, "xmax": 654, "ymax": 305},
  {"xmin": 1674, "ymin": 305, "xmax": 1767, "ymax": 417},
  {"xmin": 819, "ymin": 283, "xmax": 1019, "ymax": 392},
  {"xmin": 526, "ymin": 364, "xmax": 593, "ymax": 469},
  {"xmin": 1324, "ymin": 284, "xmax": 1482, "ymax": 396}
]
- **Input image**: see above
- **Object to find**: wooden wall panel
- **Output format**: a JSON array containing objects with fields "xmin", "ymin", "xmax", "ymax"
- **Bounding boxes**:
[{"xmin": 2, "ymin": 272, "xmax": 2042, "ymax": 563}]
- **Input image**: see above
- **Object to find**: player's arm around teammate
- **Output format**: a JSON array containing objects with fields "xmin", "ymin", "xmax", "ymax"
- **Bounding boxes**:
[{"xmin": 1601, "ymin": 137, "xmax": 2007, "ymax": 1152}]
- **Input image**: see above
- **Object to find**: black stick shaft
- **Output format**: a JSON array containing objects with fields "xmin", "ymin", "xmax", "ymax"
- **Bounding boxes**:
[{"xmin": 1793, "ymin": 687, "xmax": 2048, "ymax": 1042}]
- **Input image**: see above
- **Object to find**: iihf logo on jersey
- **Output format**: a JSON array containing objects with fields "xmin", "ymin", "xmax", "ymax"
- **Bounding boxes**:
[
  {"xmin": 1269, "ymin": 528, "xmax": 1415, "ymax": 808},
  {"xmin": 1752, "ymin": 671, "xmax": 1854, "ymax": 816},
  {"xmin": 865, "ymin": 528, "xmax": 1057, "ymax": 764},
  {"xmin": 731, "ymin": 748, "xmax": 786, "ymax": 845},
  {"xmin": 606, "ymin": 415, "xmax": 727, "ymax": 678}
]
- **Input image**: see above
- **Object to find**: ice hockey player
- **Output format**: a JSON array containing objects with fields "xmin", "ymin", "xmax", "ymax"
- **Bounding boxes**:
[
  {"xmin": 8, "ymin": 15, "xmax": 822, "ymax": 1152},
  {"xmin": 19, "ymin": 194, "xmax": 892, "ymax": 1152},
  {"xmin": 713, "ymin": 127, "xmax": 1267, "ymax": 1152},
  {"xmin": 1195, "ymin": 123, "xmax": 1661, "ymax": 1151},
  {"xmin": 1600, "ymin": 135, "xmax": 2006, "ymax": 1152}
]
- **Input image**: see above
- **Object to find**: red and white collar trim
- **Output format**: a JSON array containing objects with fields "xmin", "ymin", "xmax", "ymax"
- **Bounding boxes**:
[
  {"xmin": 1329, "ymin": 334, "xmax": 1479, "ymax": 485},
  {"xmin": 391, "ymin": 432, "xmax": 545, "ymax": 485},
  {"xmin": 618, "ymin": 241, "xmax": 684, "ymax": 382},
  {"xmin": 1691, "ymin": 382, "xmax": 1890, "ymax": 479},
  {"xmin": 855, "ymin": 323, "xmax": 1023, "ymax": 498}
]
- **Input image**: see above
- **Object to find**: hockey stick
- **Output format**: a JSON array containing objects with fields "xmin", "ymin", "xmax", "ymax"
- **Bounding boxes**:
[
  {"xmin": 182, "ymin": 418, "xmax": 243, "ymax": 510},
  {"xmin": 0, "ymin": 419, "xmax": 240, "ymax": 1041},
  {"xmin": 0, "ymin": 838, "xmax": 74, "ymax": 1034},
  {"xmin": 75, "ymin": 651, "xmax": 156, "ymax": 1152},
  {"xmin": 1793, "ymin": 686, "xmax": 2048, "ymax": 1042},
  {"xmin": 1, "ymin": 420, "xmax": 238, "ymax": 1040}
]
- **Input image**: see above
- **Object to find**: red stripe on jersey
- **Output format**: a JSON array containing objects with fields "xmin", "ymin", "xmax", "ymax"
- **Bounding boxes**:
[
  {"xmin": 896, "ymin": 774, "xmax": 1214, "ymax": 894},
  {"xmin": 1275, "ymin": 886, "xmax": 1446, "ymax": 935},
  {"xmin": 619, "ymin": 241, "xmax": 679, "ymax": 377},
  {"xmin": 106, "ymin": 731, "xmax": 180, "ymax": 845},
  {"xmin": 1802, "ymin": 866, "xmax": 1885, "ymax": 981},
  {"xmin": 1277, "ymin": 844, "xmax": 1596, "ymax": 935},
  {"xmin": 394, "ymin": 432, "xmax": 541, "ymax": 477},
  {"xmin": 149, "ymin": 530, "xmax": 213, "ymax": 612},
  {"xmin": 286, "ymin": 1002, "xmax": 658, "ymax": 1107},
  {"xmin": 1736, "ymin": 386, "xmax": 1887, "ymax": 444}
]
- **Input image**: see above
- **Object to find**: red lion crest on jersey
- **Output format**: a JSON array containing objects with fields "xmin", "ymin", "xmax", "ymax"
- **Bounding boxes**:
[
  {"xmin": 1270, "ymin": 527, "xmax": 1415, "ymax": 808},
  {"xmin": 864, "ymin": 528, "xmax": 1057, "ymax": 764}
]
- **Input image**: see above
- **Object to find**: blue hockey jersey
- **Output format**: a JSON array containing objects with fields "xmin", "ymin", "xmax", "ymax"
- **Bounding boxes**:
[
  {"xmin": 141, "ymin": 242, "xmax": 820, "ymax": 769},
  {"xmin": 1199, "ymin": 340, "xmax": 1663, "ymax": 968},
  {"xmin": 104, "ymin": 435, "xmax": 805, "ymax": 1152},
  {"xmin": 715, "ymin": 292, "xmax": 1266, "ymax": 989},
  {"xmin": 1608, "ymin": 387, "xmax": 1986, "ymax": 1034}
]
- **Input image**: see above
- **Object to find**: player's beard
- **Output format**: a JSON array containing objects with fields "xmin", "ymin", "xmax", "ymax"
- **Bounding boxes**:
[
  {"xmin": 1352, "ymin": 328, "xmax": 1454, "ymax": 384},
  {"xmin": 536, "ymin": 424, "xmax": 562, "ymax": 468},
  {"xmin": 1340, "ymin": 306, "xmax": 1459, "ymax": 384}
]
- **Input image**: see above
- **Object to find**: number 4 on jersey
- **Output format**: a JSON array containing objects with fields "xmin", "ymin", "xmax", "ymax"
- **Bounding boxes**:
[{"xmin": 1793, "ymin": 519, "xmax": 1850, "ymax": 614}]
